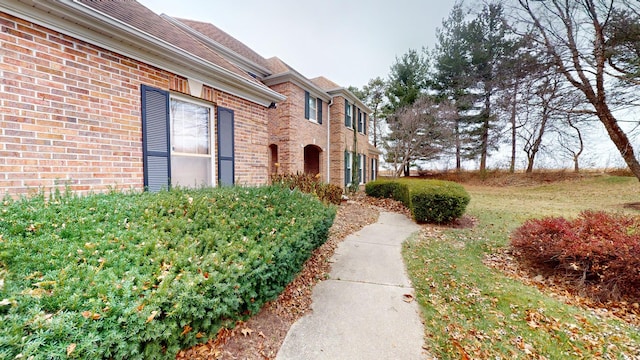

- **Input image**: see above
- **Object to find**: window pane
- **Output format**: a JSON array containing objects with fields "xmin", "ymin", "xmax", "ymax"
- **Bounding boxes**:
[
  {"xmin": 171, "ymin": 99, "xmax": 210, "ymax": 155},
  {"xmin": 171, "ymin": 155, "xmax": 211, "ymax": 188},
  {"xmin": 308, "ymin": 96, "xmax": 316, "ymax": 120}
]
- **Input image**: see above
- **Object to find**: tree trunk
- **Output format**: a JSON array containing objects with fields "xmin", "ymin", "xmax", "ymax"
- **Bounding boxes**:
[
  {"xmin": 479, "ymin": 89, "xmax": 491, "ymax": 172},
  {"xmin": 480, "ymin": 117, "xmax": 489, "ymax": 172},
  {"xmin": 509, "ymin": 82, "xmax": 518, "ymax": 173},
  {"xmin": 567, "ymin": 116, "xmax": 583, "ymax": 173},
  {"xmin": 372, "ymin": 103, "xmax": 379, "ymax": 148},
  {"xmin": 598, "ymin": 108, "xmax": 640, "ymax": 179},
  {"xmin": 455, "ymin": 119, "xmax": 461, "ymax": 171},
  {"xmin": 372, "ymin": 116, "xmax": 377, "ymax": 148},
  {"xmin": 519, "ymin": 0, "xmax": 640, "ymax": 181},
  {"xmin": 526, "ymin": 156, "xmax": 535, "ymax": 173}
]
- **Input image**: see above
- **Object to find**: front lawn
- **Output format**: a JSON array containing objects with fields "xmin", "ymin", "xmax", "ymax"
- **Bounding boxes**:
[
  {"xmin": 0, "ymin": 186, "xmax": 335, "ymax": 359},
  {"xmin": 404, "ymin": 175, "xmax": 640, "ymax": 359}
]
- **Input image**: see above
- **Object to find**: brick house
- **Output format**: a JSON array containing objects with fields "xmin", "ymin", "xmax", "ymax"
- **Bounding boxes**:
[
  {"xmin": 166, "ymin": 17, "xmax": 380, "ymax": 187},
  {"xmin": 0, "ymin": 0, "xmax": 378, "ymax": 196}
]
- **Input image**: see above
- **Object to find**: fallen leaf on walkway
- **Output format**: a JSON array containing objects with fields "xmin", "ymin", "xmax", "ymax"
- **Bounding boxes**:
[
  {"xmin": 403, "ymin": 294, "xmax": 415, "ymax": 303},
  {"xmin": 177, "ymin": 200, "xmax": 381, "ymax": 360},
  {"xmin": 241, "ymin": 327, "xmax": 253, "ymax": 337}
]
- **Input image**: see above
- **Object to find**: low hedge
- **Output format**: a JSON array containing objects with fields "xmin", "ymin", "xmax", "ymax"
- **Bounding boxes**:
[
  {"xmin": 0, "ymin": 186, "xmax": 335, "ymax": 359},
  {"xmin": 363, "ymin": 180, "xmax": 410, "ymax": 206},
  {"xmin": 365, "ymin": 178, "xmax": 470, "ymax": 223}
]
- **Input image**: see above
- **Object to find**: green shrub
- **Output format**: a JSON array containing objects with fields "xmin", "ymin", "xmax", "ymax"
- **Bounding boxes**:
[
  {"xmin": 271, "ymin": 173, "xmax": 343, "ymax": 205},
  {"xmin": 365, "ymin": 178, "xmax": 470, "ymax": 224},
  {"xmin": 365, "ymin": 180, "xmax": 410, "ymax": 206},
  {"xmin": 407, "ymin": 180, "xmax": 470, "ymax": 223},
  {"xmin": 0, "ymin": 186, "xmax": 335, "ymax": 359}
]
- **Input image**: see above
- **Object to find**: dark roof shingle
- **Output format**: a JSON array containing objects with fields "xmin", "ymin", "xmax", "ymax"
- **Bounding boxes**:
[
  {"xmin": 174, "ymin": 18, "xmax": 271, "ymax": 71},
  {"xmin": 76, "ymin": 0, "xmax": 265, "ymax": 86}
]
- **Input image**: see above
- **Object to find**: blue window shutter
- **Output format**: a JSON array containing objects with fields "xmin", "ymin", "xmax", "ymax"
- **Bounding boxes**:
[
  {"xmin": 357, "ymin": 109, "xmax": 362, "ymax": 133},
  {"xmin": 344, "ymin": 100, "xmax": 349, "ymax": 127},
  {"xmin": 352, "ymin": 105, "xmax": 357, "ymax": 129},
  {"xmin": 344, "ymin": 151, "xmax": 349, "ymax": 186},
  {"xmin": 217, "ymin": 107, "xmax": 235, "ymax": 186},
  {"xmin": 363, "ymin": 154, "xmax": 367, "ymax": 183},
  {"xmin": 357, "ymin": 153, "xmax": 361, "ymax": 184},
  {"xmin": 304, "ymin": 91, "xmax": 310, "ymax": 120},
  {"xmin": 141, "ymin": 84, "xmax": 170, "ymax": 192},
  {"xmin": 363, "ymin": 113, "xmax": 367, "ymax": 135},
  {"xmin": 317, "ymin": 98, "xmax": 323, "ymax": 124}
]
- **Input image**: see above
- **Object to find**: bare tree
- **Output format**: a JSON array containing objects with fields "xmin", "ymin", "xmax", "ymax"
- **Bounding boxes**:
[
  {"xmin": 517, "ymin": 0, "xmax": 640, "ymax": 180},
  {"xmin": 494, "ymin": 28, "xmax": 552, "ymax": 173},
  {"xmin": 557, "ymin": 114, "xmax": 586, "ymax": 172},
  {"xmin": 385, "ymin": 97, "xmax": 456, "ymax": 177},
  {"xmin": 519, "ymin": 73, "xmax": 566, "ymax": 173}
]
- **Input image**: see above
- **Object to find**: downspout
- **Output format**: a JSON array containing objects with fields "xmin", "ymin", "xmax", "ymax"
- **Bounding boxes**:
[{"xmin": 326, "ymin": 97, "xmax": 333, "ymax": 183}]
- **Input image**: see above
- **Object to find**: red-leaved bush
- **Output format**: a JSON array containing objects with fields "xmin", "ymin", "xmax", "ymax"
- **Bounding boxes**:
[{"xmin": 511, "ymin": 211, "xmax": 640, "ymax": 301}]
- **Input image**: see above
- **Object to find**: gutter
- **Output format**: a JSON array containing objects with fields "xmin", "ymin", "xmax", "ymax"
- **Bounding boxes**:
[
  {"xmin": 162, "ymin": 14, "xmax": 273, "ymax": 79},
  {"xmin": 326, "ymin": 87, "xmax": 372, "ymax": 114},
  {"xmin": 327, "ymin": 97, "xmax": 333, "ymax": 182},
  {"xmin": 263, "ymin": 71, "xmax": 331, "ymax": 102}
]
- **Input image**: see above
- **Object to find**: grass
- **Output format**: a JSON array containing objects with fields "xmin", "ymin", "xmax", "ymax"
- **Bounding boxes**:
[{"xmin": 403, "ymin": 175, "xmax": 640, "ymax": 359}]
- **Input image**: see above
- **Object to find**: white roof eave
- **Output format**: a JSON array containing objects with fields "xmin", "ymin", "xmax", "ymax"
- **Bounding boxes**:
[{"xmin": 1, "ymin": 0, "xmax": 285, "ymax": 107}]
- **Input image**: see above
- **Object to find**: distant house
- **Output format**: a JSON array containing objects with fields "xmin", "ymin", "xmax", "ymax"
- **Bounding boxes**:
[
  {"xmin": 164, "ymin": 16, "xmax": 380, "ymax": 187},
  {"xmin": 0, "ymin": 0, "xmax": 378, "ymax": 196}
]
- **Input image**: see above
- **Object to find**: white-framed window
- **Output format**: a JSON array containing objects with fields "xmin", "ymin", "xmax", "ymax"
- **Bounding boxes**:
[
  {"xmin": 371, "ymin": 158, "xmax": 377, "ymax": 181},
  {"xmin": 357, "ymin": 110, "xmax": 367, "ymax": 135},
  {"xmin": 345, "ymin": 100, "xmax": 352, "ymax": 128},
  {"xmin": 304, "ymin": 91, "xmax": 322, "ymax": 124},
  {"xmin": 169, "ymin": 96, "xmax": 214, "ymax": 188},
  {"xmin": 308, "ymin": 94, "xmax": 317, "ymax": 121},
  {"xmin": 344, "ymin": 151, "xmax": 352, "ymax": 186},
  {"xmin": 359, "ymin": 154, "xmax": 365, "ymax": 184}
]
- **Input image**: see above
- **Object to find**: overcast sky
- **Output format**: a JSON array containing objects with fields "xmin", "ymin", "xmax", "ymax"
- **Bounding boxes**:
[
  {"xmin": 135, "ymin": 0, "xmax": 632, "ymax": 170},
  {"xmin": 138, "ymin": 0, "xmax": 456, "ymax": 89}
]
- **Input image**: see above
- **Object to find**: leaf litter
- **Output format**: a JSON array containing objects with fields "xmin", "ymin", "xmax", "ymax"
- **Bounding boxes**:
[{"xmin": 176, "ymin": 198, "xmax": 380, "ymax": 359}]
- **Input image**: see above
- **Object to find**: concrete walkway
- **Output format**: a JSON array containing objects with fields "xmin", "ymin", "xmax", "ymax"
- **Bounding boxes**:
[{"xmin": 276, "ymin": 212, "xmax": 427, "ymax": 360}]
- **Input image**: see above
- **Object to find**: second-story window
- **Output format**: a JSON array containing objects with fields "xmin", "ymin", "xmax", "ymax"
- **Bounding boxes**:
[
  {"xmin": 305, "ymin": 91, "xmax": 322, "ymax": 124},
  {"xmin": 308, "ymin": 94, "xmax": 317, "ymax": 121},
  {"xmin": 345, "ymin": 100, "xmax": 352, "ymax": 128}
]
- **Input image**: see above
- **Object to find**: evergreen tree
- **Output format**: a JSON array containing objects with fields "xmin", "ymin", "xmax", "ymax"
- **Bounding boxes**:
[{"xmin": 432, "ymin": 1, "xmax": 474, "ymax": 170}]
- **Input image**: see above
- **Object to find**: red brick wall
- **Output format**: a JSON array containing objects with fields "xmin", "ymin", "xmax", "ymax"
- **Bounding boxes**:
[
  {"xmin": 266, "ymin": 82, "xmax": 294, "ymax": 175},
  {"xmin": 0, "ymin": 12, "xmax": 269, "ymax": 195},
  {"xmin": 266, "ymin": 82, "xmax": 329, "ymax": 182},
  {"xmin": 215, "ymin": 90, "xmax": 269, "ymax": 186},
  {"xmin": 329, "ymin": 96, "xmax": 378, "ymax": 187}
]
